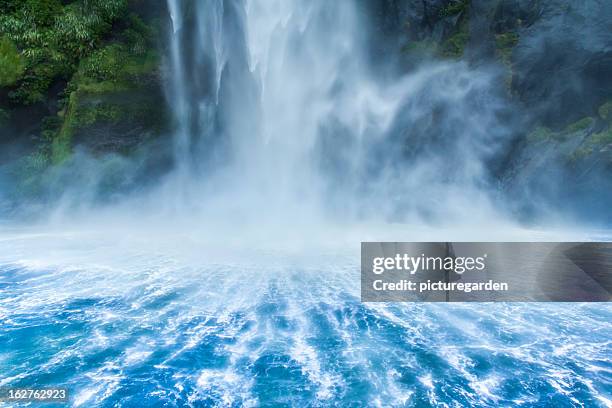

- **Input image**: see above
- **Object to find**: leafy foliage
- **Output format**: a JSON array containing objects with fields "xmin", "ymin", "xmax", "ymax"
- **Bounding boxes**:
[
  {"xmin": 0, "ymin": 0, "xmax": 128, "ymax": 104},
  {"xmin": 80, "ymin": 42, "xmax": 158, "ymax": 84},
  {"xmin": 0, "ymin": 36, "xmax": 24, "ymax": 86},
  {"xmin": 440, "ymin": 0, "xmax": 470, "ymax": 18}
]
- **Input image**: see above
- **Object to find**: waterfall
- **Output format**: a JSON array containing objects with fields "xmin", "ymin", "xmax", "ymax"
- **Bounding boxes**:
[{"xmin": 163, "ymin": 0, "xmax": 512, "ymax": 224}]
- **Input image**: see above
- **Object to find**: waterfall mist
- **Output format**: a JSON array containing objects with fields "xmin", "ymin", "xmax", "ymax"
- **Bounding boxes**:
[
  {"xmin": 151, "ymin": 0, "xmax": 516, "ymax": 230},
  {"xmin": 0, "ymin": 0, "xmax": 586, "ymax": 240}
]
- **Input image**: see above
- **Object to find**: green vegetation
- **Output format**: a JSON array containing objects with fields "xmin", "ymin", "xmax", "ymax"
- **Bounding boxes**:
[
  {"xmin": 79, "ymin": 43, "xmax": 159, "ymax": 88},
  {"xmin": 528, "ymin": 117, "xmax": 594, "ymax": 145},
  {"xmin": 494, "ymin": 32, "xmax": 519, "ymax": 91},
  {"xmin": 590, "ymin": 127, "xmax": 612, "ymax": 146},
  {"xmin": 0, "ymin": 36, "xmax": 24, "ymax": 86},
  {"xmin": 440, "ymin": 0, "xmax": 470, "ymax": 17},
  {"xmin": 0, "ymin": 0, "xmax": 164, "ymax": 177},
  {"xmin": 564, "ymin": 117, "xmax": 593, "ymax": 133},
  {"xmin": 402, "ymin": 2, "xmax": 471, "ymax": 59},
  {"xmin": 495, "ymin": 32, "xmax": 519, "ymax": 66},
  {"xmin": 527, "ymin": 126, "xmax": 553, "ymax": 143},
  {"xmin": 598, "ymin": 101, "xmax": 612, "ymax": 121},
  {"xmin": 401, "ymin": 39, "xmax": 438, "ymax": 56},
  {"xmin": 52, "ymin": 90, "xmax": 77, "ymax": 163},
  {"xmin": 401, "ymin": 0, "xmax": 471, "ymax": 59},
  {"xmin": 440, "ymin": 29, "xmax": 469, "ymax": 58},
  {"xmin": 439, "ymin": 0, "xmax": 471, "ymax": 59},
  {"xmin": 530, "ymin": 115, "xmax": 610, "ymax": 163},
  {"xmin": 441, "ymin": 0, "xmax": 471, "ymax": 59},
  {"xmin": 569, "ymin": 126, "xmax": 612, "ymax": 162},
  {"xmin": 0, "ymin": 0, "xmax": 128, "ymax": 104},
  {"xmin": 50, "ymin": 38, "xmax": 161, "ymax": 162}
]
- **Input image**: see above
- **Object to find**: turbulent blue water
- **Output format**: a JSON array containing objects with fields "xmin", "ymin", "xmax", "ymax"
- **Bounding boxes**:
[{"xmin": 0, "ymin": 230, "xmax": 611, "ymax": 407}]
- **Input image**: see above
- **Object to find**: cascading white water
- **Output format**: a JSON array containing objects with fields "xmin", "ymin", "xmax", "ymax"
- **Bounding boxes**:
[{"xmin": 163, "ymin": 0, "xmax": 511, "ymax": 225}]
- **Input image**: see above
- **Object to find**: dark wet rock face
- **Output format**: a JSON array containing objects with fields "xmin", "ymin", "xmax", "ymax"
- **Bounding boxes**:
[
  {"xmin": 489, "ymin": 0, "xmax": 541, "ymax": 33},
  {"xmin": 367, "ymin": 0, "xmax": 612, "ymax": 222},
  {"xmin": 70, "ymin": 87, "xmax": 167, "ymax": 154},
  {"xmin": 369, "ymin": 0, "xmax": 611, "ymax": 124},
  {"xmin": 511, "ymin": 0, "xmax": 612, "ymax": 128},
  {"xmin": 498, "ymin": 0, "xmax": 612, "ymax": 222},
  {"xmin": 360, "ymin": 0, "xmax": 456, "ymax": 63}
]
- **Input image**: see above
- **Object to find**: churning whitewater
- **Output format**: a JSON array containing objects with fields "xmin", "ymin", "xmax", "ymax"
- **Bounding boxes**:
[{"xmin": 0, "ymin": 229, "xmax": 611, "ymax": 406}]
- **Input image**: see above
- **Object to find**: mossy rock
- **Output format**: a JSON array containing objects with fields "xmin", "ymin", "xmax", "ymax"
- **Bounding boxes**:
[
  {"xmin": 400, "ymin": 0, "xmax": 471, "ymax": 60},
  {"xmin": 401, "ymin": 39, "xmax": 439, "ymax": 57},
  {"xmin": 590, "ymin": 127, "xmax": 612, "ymax": 146},
  {"xmin": 527, "ymin": 117, "xmax": 594, "ymax": 146},
  {"xmin": 50, "ymin": 42, "xmax": 165, "ymax": 162},
  {"xmin": 0, "ymin": 36, "xmax": 25, "ymax": 86},
  {"xmin": 569, "ymin": 126, "xmax": 612, "ymax": 162},
  {"xmin": 440, "ymin": 0, "xmax": 470, "ymax": 18},
  {"xmin": 439, "ymin": 1, "xmax": 471, "ymax": 59},
  {"xmin": 407, "ymin": 16, "xmax": 470, "ymax": 59},
  {"xmin": 440, "ymin": 30, "xmax": 469, "ymax": 58},
  {"xmin": 494, "ymin": 31, "xmax": 519, "ymax": 91},
  {"xmin": 526, "ymin": 126, "xmax": 552, "ymax": 143},
  {"xmin": 564, "ymin": 117, "xmax": 593, "ymax": 133},
  {"xmin": 495, "ymin": 32, "xmax": 519, "ymax": 66},
  {"xmin": 598, "ymin": 101, "xmax": 612, "ymax": 122},
  {"xmin": 53, "ymin": 90, "xmax": 166, "ymax": 161}
]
